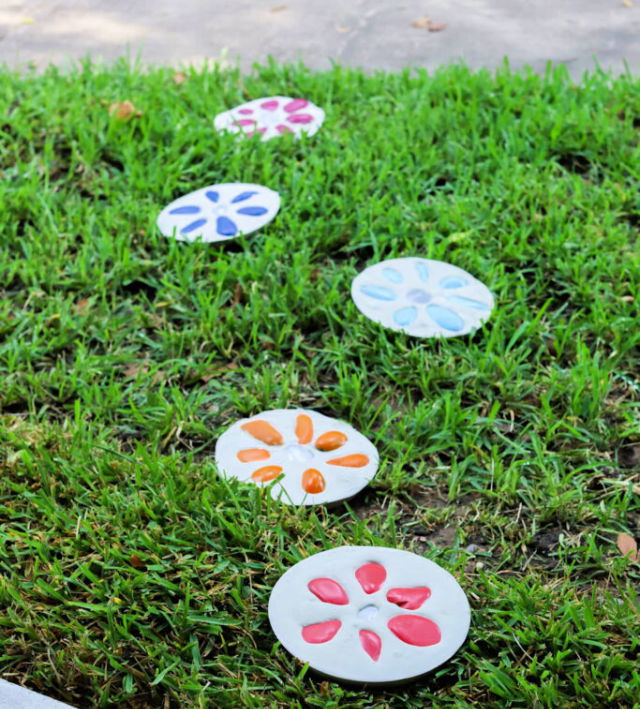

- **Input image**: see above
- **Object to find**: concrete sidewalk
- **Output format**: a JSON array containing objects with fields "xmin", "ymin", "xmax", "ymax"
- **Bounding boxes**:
[
  {"xmin": 1, "ymin": 0, "xmax": 639, "ymax": 76},
  {"xmin": 0, "ymin": 679, "xmax": 74, "ymax": 708}
]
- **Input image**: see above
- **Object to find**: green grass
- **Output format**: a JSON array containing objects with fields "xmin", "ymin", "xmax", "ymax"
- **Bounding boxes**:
[{"xmin": 1, "ymin": 58, "xmax": 640, "ymax": 707}]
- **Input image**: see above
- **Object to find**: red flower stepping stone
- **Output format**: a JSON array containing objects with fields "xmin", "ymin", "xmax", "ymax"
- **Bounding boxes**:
[{"xmin": 268, "ymin": 546, "xmax": 471, "ymax": 684}]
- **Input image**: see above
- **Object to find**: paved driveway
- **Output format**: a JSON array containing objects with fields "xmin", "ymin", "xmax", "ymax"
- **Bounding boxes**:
[{"xmin": 1, "ymin": 0, "xmax": 639, "ymax": 75}]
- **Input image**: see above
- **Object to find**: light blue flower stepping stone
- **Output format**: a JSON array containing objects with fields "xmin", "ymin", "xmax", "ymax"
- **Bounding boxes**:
[{"xmin": 351, "ymin": 257, "xmax": 494, "ymax": 338}]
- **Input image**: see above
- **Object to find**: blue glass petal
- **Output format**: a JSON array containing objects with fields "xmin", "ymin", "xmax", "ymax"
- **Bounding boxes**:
[
  {"xmin": 393, "ymin": 306, "xmax": 417, "ymax": 327},
  {"xmin": 415, "ymin": 261, "xmax": 429, "ymax": 282},
  {"xmin": 217, "ymin": 216, "xmax": 238, "ymax": 236},
  {"xmin": 382, "ymin": 268, "xmax": 403, "ymax": 284},
  {"xmin": 427, "ymin": 304, "xmax": 464, "ymax": 331},
  {"xmin": 181, "ymin": 218, "xmax": 207, "ymax": 235},
  {"xmin": 236, "ymin": 206, "xmax": 268, "ymax": 216},
  {"xmin": 447, "ymin": 295, "xmax": 489, "ymax": 311},
  {"xmin": 169, "ymin": 205, "xmax": 200, "ymax": 215},
  {"xmin": 360, "ymin": 285, "xmax": 397, "ymax": 301},
  {"xmin": 440, "ymin": 276, "xmax": 468, "ymax": 289},
  {"xmin": 205, "ymin": 190, "xmax": 219, "ymax": 203},
  {"xmin": 231, "ymin": 191, "xmax": 258, "ymax": 203},
  {"xmin": 407, "ymin": 288, "xmax": 431, "ymax": 304}
]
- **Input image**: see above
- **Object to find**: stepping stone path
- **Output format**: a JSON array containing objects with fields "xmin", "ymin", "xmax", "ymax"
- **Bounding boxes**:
[
  {"xmin": 157, "ymin": 183, "xmax": 280, "ymax": 242},
  {"xmin": 214, "ymin": 96, "xmax": 325, "ymax": 140},
  {"xmin": 352, "ymin": 257, "xmax": 494, "ymax": 338},
  {"xmin": 268, "ymin": 546, "xmax": 470, "ymax": 684},
  {"xmin": 215, "ymin": 409, "xmax": 379, "ymax": 505},
  {"xmin": 0, "ymin": 680, "xmax": 75, "ymax": 709}
]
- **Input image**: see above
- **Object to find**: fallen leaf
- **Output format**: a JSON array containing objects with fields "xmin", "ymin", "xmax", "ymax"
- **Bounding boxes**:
[
  {"xmin": 622, "ymin": 0, "xmax": 633, "ymax": 7},
  {"xmin": 109, "ymin": 100, "xmax": 142, "ymax": 121},
  {"xmin": 336, "ymin": 26, "xmax": 351, "ymax": 33},
  {"xmin": 231, "ymin": 283, "xmax": 244, "ymax": 306},
  {"xmin": 124, "ymin": 361, "xmax": 150, "ymax": 378},
  {"xmin": 75, "ymin": 298, "xmax": 90, "ymax": 314},
  {"xmin": 129, "ymin": 554, "xmax": 145, "ymax": 569},
  {"xmin": 411, "ymin": 16, "xmax": 431, "ymax": 28},
  {"xmin": 617, "ymin": 533, "xmax": 638, "ymax": 561},
  {"xmin": 173, "ymin": 72, "xmax": 187, "ymax": 85},
  {"xmin": 200, "ymin": 363, "xmax": 239, "ymax": 382},
  {"xmin": 20, "ymin": 17, "xmax": 35, "ymax": 24},
  {"xmin": 271, "ymin": 4, "xmax": 287, "ymax": 11},
  {"xmin": 411, "ymin": 16, "xmax": 447, "ymax": 31}
]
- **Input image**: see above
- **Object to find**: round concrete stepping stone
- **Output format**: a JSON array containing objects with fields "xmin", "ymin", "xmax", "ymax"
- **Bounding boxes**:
[
  {"xmin": 214, "ymin": 97, "xmax": 325, "ymax": 141},
  {"xmin": 268, "ymin": 546, "xmax": 470, "ymax": 684},
  {"xmin": 215, "ymin": 409, "xmax": 378, "ymax": 505},
  {"xmin": 157, "ymin": 183, "xmax": 280, "ymax": 242},
  {"xmin": 351, "ymin": 257, "xmax": 494, "ymax": 338}
]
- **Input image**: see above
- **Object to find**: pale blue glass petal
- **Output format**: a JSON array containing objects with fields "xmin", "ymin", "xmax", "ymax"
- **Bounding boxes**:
[
  {"xmin": 415, "ymin": 261, "xmax": 429, "ymax": 282},
  {"xmin": 447, "ymin": 295, "xmax": 490, "ymax": 311},
  {"xmin": 382, "ymin": 268, "xmax": 403, "ymax": 284},
  {"xmin": 427, "ymin": 304, "xmax": 464, "ymax": 331},
  {"xmin": 393, "ymin": 306, "xmax": 417, "ymax": 327},
  {"xmin": 360, "ymin": 285, "xmax": 397, "ymax": 301},
  {"xmin": 440, "ymin": 276, "xmax": 468, "ymax": 289}
]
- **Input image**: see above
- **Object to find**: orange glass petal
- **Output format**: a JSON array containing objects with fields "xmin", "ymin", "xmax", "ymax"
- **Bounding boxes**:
[
  {"xmin": 326, "ymin": 454, "xmax": 369, "ymax": 468},
  {"xmin": 237, "ymin": 448, "xmax": 270, "ymax": 462},
  {"xmin": 241, "ymin": 420, "xmax": 283, "ymax": 446},
  {"xmin": 251, "ymin": 465, "xmax": 283, "ymax": 482},
  {"xmin": 295, "ymin": 414, "xmax": 313, "ymax": 444},
  {"xmin": 315, "ymin": 431, "xmax": 347, "ymax": 452},
  {"xmin": 302, "ymin": 468, "xmax": 326, "ymax": 494}
]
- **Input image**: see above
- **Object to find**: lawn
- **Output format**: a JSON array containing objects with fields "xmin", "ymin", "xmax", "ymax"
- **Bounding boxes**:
[{"xmin": 1, "ymin": 59, "xmax": 639, "ymax": 707}]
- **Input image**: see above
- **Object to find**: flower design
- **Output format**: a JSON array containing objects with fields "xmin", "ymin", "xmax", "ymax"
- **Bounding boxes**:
[
  {"xmin": 302, "ymin": 561, "xmax": 441, "ymax": 661},
  {"xmin": 157, "ymin": 183, "xmax": 280, "ymax": 243},
  {"xmin": 351, "ymin": 257, "xmax": 494, "ymax": 338},
  {"xmin": 215, "ymin": 410, "xmax": 379, "ymax": 505},
  {"xmin": 214, "ymin": 96, "xmax": 325, "ymax": 141}
]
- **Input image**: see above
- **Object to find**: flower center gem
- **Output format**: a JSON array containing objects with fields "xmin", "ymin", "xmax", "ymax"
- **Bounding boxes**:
[
  {"xmin": 407, "ymin": 288, "xmax": 431, "ymax": 304},
  {"xmin": 357, "ymin": 604, "xmax": 379, "ymax": 621},
  {"xmin": 284, "ymin": 444, "xmax": 315, "ymax": 462}
]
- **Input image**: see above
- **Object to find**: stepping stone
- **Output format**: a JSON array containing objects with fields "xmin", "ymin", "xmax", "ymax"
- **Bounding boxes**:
[
  {"xmin": 214, "ymin": 97, "xmax": 325, "ymax": 141},
  {"xmin": 268, "ymin": 546, "xmax": 470, "ymax": 684},
  {"xmin": 351, "ymin": 257, "xmax": 494, "ymax": 338},
  {"xmin": 215, "ymin": 409, "xmax": 379, "ymax": 505},
  {"xmin": 157, "ymin": 183, "xmax": 280, "ymax": 242},
  {"xmin": 0, "ymin": 680, "xmax": 75, "ymax": 709}
]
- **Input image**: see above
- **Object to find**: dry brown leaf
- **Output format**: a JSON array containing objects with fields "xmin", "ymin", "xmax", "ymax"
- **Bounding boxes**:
[
  {"xmin": 617, "ymin": 532, "xmax": 638, "ymax": 561},
  {"xmin": 172, "ymin": 72, "xmax": 188, "ymax": 84},
  {"xmin": 411, "ymin": 16, "xmax": 447, "ymax": 31},
  {"xmin": 411, "ymin": 16, "xmax": 431, "ymax": 28},
  {"xmin": 201, "ymin": 363, "xmax": 239, "ymax": 382},
  {"xmin": 124, "ymin": 361, "xmax": 150, "ymax": 378},
  {"xmin": 231, "ymin": 283, "xmax": 244, "ymax": 306},
  {"xmin": 271, "ymin": 4, "xmax": 287, "ymax": 11},
  {"xmin": 129, "ymin": 554, "xmax": 145, "ymax": 569},
  {"xmin": 75, "ymin": 298, "xmax": 90, "ymax": 314},
  {"xmin": 109, "ymin": 100, "xmax": 142, "ymax": 121}
]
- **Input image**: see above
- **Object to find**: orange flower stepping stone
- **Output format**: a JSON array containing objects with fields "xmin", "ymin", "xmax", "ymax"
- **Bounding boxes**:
[{"xmin": 215, "ymin": 409, "xmax": 379, "ymax": 505}]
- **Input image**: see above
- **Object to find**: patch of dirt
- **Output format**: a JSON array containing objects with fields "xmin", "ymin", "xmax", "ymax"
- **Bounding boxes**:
[{"xmin": 618, "ymin": 444, "xmax": 640, "ymax": 469}]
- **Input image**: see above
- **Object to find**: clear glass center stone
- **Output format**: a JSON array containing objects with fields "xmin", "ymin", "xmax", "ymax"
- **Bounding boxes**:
[
  {"xmin": 357, "ymin": 604, "xmax": 379, "ymax": 621},
  {"xmin": 284, "ymin": 444, "xmax": 314, "ymax": 462},
  {"xmin": 407, "ymin": 288, "xmax": 431, "ymax": 304}
]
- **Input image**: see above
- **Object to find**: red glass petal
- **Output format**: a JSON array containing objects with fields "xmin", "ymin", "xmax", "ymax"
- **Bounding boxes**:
[
  {"xmin": 308, "ymin": 578, "xmax": 349, "ymax": 605},
  {"xmin": 301, "ymin": 619, "xmax": 341, "ymax": 644},
  {"xmin": 387, "ymin": 615, "xmax": 441, "ymax": 646},
  {"xmin": 386, "ymin": 586, "xmax": 431, "ymax": 610},
  {"xmin": 359, "ymin": 630, "xmax": 382, "ymax": 661},
  {"xmin": 355, "ymin": 562, "xmax": 386, "ymax": 594}
]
